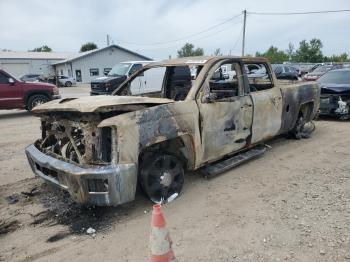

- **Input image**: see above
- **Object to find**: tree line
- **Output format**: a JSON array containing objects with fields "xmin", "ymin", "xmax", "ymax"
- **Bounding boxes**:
[
  {"xmin": 19, "ymin": 38, "xmax": 349, "ymax": 64},
  {"xmin": 176, "ymin": 39, "xmax": 349, "ymax": 63},
  {"xmin": 27, "ymin": 42, "xmax": 98, "ymax": 53},
  {"xmin": 255, "ymin": 38, "xmax": 349, "ymax": 63}
]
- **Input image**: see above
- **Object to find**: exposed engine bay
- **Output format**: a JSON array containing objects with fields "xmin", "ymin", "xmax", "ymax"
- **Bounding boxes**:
[{"xmin": 38, "ymin": 113, "xmax": 112, "ymax": 165}]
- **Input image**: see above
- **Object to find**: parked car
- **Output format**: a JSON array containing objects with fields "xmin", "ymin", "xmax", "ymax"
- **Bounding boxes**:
[
  {"xmin": 303, "ymin": 64, "xmax": 343, "ymax": 81},
  {"xmin": 25, "ymin": 56, "xmax": 320, "ymax": 206},
  {"xmin": 90, "ymin": 61, "xmax": 153, "ymax": 95},
  {"xmin": 20, "ymin": 74, "xmax": 42, "ymax": 82},
  {"xmin": 272, "ymin": 65, "xmax": 299, "ymax": 80},
  {"xmin": 0, "ymin": 69, "xmax": 60, "ymax": 111},
  {"xmin": 318, "ymin": 68, "xmax": 350, "ymax": 119},
  {"xmin": 58, "ymin": 75, "xmax": 76, "ymax": 87}
]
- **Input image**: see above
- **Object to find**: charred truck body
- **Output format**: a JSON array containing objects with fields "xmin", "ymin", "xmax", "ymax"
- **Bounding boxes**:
[{"xmin": 26, "ymin": 56, "xmax": 320, "ymax": 206}]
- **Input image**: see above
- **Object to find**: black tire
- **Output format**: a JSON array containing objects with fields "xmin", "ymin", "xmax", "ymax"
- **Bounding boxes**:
[
  {"xmin": 140, "ymin": 153, "xmax": 185, "ymax": 204},
  {"xmin": 289, "ymin": 114, "xmax": 305, "ymax": 139},
  {"xmin": 65, "ymin": 81, "xmax": 72, "ymax": 87},
  {"xmin": 27, "ymin": 94, "xmax": 49, "ymax": 111}
]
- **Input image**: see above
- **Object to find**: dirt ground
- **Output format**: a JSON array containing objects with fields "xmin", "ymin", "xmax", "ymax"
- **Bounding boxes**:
[{"xmin": 1, "ymin": 91, "xmax": 350, "ymax": 261}]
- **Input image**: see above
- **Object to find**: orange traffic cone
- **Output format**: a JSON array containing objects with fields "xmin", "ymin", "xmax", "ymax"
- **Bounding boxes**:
[{"xmin": 150, "ymin": 204, "xmax": 176, "ymax": 262}]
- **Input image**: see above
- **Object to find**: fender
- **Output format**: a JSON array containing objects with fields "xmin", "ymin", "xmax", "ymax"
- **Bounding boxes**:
[
  {"xmin": 99, "ymin": 102, "xmax": 200, "ymax": 169},
  {"xmin": 23, "ymin": 89, "xmax": 52, "ymax": 104}
]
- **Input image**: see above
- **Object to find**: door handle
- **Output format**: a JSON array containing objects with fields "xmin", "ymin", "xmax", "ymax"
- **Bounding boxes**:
[{"xmin": 241, "ymin": 103, "xmax": 252, "ymax": 109}]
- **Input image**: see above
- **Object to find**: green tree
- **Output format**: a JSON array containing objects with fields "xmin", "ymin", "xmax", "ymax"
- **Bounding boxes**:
[
  {"xmin": 213, "ymin": 48, "xmax": 222, "ymax": 56},
  {"xmin": 30, "ymin": 45, "xmax": 52, "ymax": 52},
  {"xmin": 286, "ymin": 43, "xmax": 295, "ymax": 61},
  {"xmin": 80, "ymin": 42, "xmax": 98, "ymax": 52},
  {"xmin": 177, "ymin": 43, "xmax": 204, "ymax": 57},
  {"xmin": 323, "ymin": 52, "xmax": 349, "ymax": 62},
  {"xmin": 255, "ymin": 46, "xmax": 289, "ymax": 63},
  {"xmin": 294, "ymin": 38, "xmax": 323, "ymax": 63}
]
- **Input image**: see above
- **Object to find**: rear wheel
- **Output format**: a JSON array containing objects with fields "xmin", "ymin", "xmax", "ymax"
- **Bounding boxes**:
[
  {"xmin": 140, "ymin": 153, "xmax": 185, "ymax": 204},
  {"xmin": 292, "ymin": 115, "xmax": 305, "ymax": 139},
  {"xmin": 65, "ymin": 81, "xmax": 72, "ymax": 87},
  {"xmin": 27, "ymin": 94, "xmax": 49, "ymax": 111}
]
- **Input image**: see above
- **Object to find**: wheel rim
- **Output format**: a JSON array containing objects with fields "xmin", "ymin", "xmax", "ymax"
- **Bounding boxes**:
[
  {"xmin": 295, "ymin": 116, "xmax": 305, "ymax": 139},
  {"xmin": 142, "ymin": 154, "xmax": 184, "ymax": 204},
  {"xmin": 32, "ymin": 97, "xmax": 47, "ymax": 108}
]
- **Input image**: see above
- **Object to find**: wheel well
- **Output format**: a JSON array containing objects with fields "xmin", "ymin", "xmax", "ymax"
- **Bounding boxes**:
[
  {"xmin": 299, "ymin": 101, "xmax": 314, "ymax": 121},
  {"xmin": 139, "ymin": 136, "xmax": 195, "ymax": 171},
  {"xmin": 24, "ymin": 91, "xmax": 50, "ymax": 105}
]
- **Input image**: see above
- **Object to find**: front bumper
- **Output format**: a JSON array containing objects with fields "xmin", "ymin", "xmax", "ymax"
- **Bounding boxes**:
[
  {"xmin": 25, "ymin": 144, "xmax": 137, "ymax": 206},
  {"xmin": 90, "ymin": 91, "xmax": 112, "ymax": 96},
  {"xmin": 319, "ymin": 98, "xmax": 350, "ymax": 118},
  {"xmin": 52, "ymin": 94, "xmax": 61, "ymax": 99}
]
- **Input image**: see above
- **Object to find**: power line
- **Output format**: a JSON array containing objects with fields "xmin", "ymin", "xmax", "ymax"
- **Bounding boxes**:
[
  {"xmin": 248, "ymin": 9, "xmax": 350, "ymax": 15},
  {"xmin": 134, "ymin": 19, "xmax": 243, "ymax": 52},
  {"xmin": 114, "ymin": 12, "xmax": 242, "ymax": 46}
]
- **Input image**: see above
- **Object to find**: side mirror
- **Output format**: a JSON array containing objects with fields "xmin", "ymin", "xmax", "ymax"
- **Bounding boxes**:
[{"xmin": 8, "ymin": 78, "xmax": 15, "ymax": 85}]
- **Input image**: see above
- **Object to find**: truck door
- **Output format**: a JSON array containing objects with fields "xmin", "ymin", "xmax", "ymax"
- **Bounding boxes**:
[
  {"xmin": 244, "ymin": 62, "xmax": 283, "ymax": 144},
  {"xmin": 0, "ymin": 71, "xmax": 23, "ymax": 109},
  {"xmin": 197, "ymin": 60, "xmax": 253, "ymax": 163}
]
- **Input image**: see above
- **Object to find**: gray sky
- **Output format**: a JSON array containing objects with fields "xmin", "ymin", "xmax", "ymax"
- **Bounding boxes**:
[{"xmin": 0, "ymin": 0, "xmax": 349, "ymax": 60}]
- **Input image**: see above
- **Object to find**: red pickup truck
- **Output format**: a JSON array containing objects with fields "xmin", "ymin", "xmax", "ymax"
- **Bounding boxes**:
[{"xmin": 0, "ymin": 69, "xmax": 61, "ymax": 111}]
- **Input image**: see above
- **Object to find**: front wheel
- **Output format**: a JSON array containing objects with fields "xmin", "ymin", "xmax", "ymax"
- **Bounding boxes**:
[
  {"xmin": 27, "ymin": 94, "xmax": 49, "ymax": 111},
  {"xmin": 140, "ymin": 153, "xmax": 185, "ymax": 204},
  {"xmin": 65, "ymin": 81, "xmax": 72, "ymax": 87}
]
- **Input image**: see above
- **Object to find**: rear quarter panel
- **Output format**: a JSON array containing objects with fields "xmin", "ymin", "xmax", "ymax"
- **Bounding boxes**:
[{"xmin": 279, "ymin": 81, "xmax": 320, "ymax": 133}]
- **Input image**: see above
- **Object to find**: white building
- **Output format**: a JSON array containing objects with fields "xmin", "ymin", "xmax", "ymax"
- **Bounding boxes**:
[
  {"xmin": 0, "ymin": 51, "xmax": 75, "ymax": 78},
  {"xmin": 0, "ymin": 45, "xmax": 151, "ymax": 83},
  {"xmin": 53, "ymin": 45, "xmax": 152, "ymax": 83}
]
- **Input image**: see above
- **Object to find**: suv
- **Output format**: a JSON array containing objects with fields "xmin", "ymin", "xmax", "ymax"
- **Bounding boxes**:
[
  {"xmin": 90, "ymin": 61, "xmax": 153, "ymax": 95},
  {"xmin": 0, "ymin": 69, "xmax": 61, "ymax": 111},
  {"xmin": 272, "ymin": 65, "xmax": 299, "ymax": 80}
]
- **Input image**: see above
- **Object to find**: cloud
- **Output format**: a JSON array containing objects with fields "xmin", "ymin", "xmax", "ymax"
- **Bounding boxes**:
[{"xmin": 0, "ymin": 0, "xmax": 349, "ymax": 59}]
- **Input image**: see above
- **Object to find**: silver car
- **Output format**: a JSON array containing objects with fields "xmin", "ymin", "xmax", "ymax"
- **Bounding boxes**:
[{"xmin": 58, "ymin": 75, "xmax": 76, "ymax": 87}]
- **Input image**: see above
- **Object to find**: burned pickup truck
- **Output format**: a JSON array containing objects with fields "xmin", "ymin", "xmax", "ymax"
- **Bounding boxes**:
[{"xmin": 25, "ymin": 56, "xmax": 320, "ymax": 206}]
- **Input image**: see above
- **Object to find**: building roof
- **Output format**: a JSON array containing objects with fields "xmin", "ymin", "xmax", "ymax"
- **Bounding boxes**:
[
  {"xmin": 0, "ymin": 51, "xmax": 77, "ymax": 60},
  {"xmin": 53, "ymin": 44, "xmax": 152, "ymax": 65}
]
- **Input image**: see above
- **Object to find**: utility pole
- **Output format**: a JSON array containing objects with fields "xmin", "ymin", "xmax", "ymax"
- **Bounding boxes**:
[
  {"xmin": 106, "ymin": 34, "xmax": 110, "ymax": 46},
  {"xmin": 242, "ymin": 10, "xmax": 247, "ymax": 56}
]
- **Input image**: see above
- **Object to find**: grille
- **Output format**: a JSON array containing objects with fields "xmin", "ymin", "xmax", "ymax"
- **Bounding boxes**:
[{"xmin": 91, "ymin": 83, "xmax": 103, "ymax": 91}]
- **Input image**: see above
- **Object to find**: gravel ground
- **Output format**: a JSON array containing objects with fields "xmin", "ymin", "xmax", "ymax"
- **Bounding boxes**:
[{"xmin": 0, "ymin": 91, "xmax": 349, "ymax": 261}]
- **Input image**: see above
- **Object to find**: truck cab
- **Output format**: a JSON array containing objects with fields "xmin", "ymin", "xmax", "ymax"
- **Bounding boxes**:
[{"xmin": 90, "ymin": 61, "xmax": 153, "ymax": 95}]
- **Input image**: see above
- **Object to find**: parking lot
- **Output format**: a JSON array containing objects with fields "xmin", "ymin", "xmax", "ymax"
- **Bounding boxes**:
[{"xmin": 0, "ymin": 85, "xmax": 350, "ymax": 261}]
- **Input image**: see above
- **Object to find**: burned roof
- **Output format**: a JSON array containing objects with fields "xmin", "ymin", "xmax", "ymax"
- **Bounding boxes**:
[{"xmin": 145, "ymin": 56, "xmax": 268, "ymax": 68}]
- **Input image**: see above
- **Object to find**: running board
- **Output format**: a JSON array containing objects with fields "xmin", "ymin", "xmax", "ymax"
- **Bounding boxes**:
[{"xmin": 201, "ymin": 146, "xmax": 266, "ymax": 178}]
